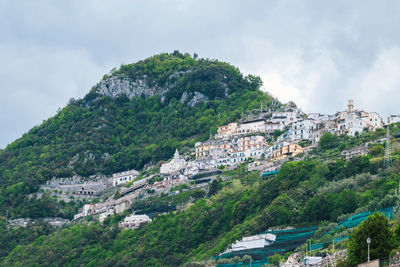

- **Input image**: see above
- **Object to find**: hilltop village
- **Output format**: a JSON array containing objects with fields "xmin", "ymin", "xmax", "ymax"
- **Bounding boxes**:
[{"xmin": 15, "ymin": 100, "xmax": 397, "ymax": 230}]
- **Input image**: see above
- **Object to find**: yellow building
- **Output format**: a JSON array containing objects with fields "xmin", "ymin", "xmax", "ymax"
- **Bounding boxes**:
[
  {"xmin": 195, "ymin": 142, "xmax": 216, "ymax": 160},
  {"xmin": 271, "ymin": 144, "xmax": 303, "ymax": 161}
]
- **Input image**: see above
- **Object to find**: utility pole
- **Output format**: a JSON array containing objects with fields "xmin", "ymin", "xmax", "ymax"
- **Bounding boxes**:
[
  {"xmin": 398, "ymin": 180, "xmax": 400, "ymax": 196},
  {"xmin": 384, "ymin": 127, "xmax": 392, "ymax": 170},
  {"xmin": 306, "ymin": 242, "xmax": 308, "ymax": 257}
]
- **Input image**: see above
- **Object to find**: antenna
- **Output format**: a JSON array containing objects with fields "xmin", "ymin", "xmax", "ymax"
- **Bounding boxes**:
[{"xmin": 384, "ymin": 127, "xmax": 392, "ymax": 170}]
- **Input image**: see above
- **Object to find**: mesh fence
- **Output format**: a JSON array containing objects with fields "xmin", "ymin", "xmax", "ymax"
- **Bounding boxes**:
[
  {"xmin": 216, "ymin": 207, "xmax": 395, "ymax": 263},
  {"xmin": 215, "ymin": 227, "xmax": 317, "ymax": 262},
  {"xmin": 216, "ymin": 259, "xmax": 269, "ymax": 267},
  {"xmin": 335, "ymin": 207, "xmax": 394, "ymax": 231},
  {"xmin": 309, "ymin": 207, "xmax": 394, "ymax": 252}
]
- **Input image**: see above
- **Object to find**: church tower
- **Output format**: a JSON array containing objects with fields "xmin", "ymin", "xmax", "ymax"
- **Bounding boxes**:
[
  {"xmin": 347, "ymin": 99, "xmax": 354, "ymax": 112},
  {"xmin": 174, "ymin": 149, "xmax": 180, "ymax": 159}
]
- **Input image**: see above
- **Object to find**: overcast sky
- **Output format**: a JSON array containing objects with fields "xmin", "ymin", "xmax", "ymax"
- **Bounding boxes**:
[{"xmin": 1, "ymin": 0, "xmax": 400, "ymax": 148}]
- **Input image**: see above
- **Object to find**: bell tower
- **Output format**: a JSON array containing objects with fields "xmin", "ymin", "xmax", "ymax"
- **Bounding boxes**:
[{"xmin": 347, "ymin": 99, "xmax": 354, "ymax": 112}]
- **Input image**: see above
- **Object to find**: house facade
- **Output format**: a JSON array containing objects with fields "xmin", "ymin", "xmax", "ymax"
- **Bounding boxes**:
[
  {"xmin": 112, "ymin": 169, "xmax": 140, "ymax": 187},
  {"xmin": 119, "ymin": 214, "xmax": 152, "ymax": 229},
  {"xmin": 271, "ymin": 144, "xmax": 304, "ymax": 161}
]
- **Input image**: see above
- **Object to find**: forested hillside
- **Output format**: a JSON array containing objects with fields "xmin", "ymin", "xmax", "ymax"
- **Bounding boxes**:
[
  {"xmin": 2, "ymin": 52, "xmax": 400, "ymax": 266},
  {"xmin": 3, "ymin": 127, "xmax": 400, "ymax": 266},
  {"xmin": 0, "ymin": 51, "xmax": 275, "ymax": 219}
]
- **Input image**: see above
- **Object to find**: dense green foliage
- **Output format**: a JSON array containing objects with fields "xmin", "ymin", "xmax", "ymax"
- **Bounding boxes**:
[
  {"xmin": 0, "ymin": 221, "xmax": 55, "ymax": 259},
  {"xmin": 347, "ymin": 213, "xmax": 394, "ymax": 265},
  {"xmin": 0, "ymin": 52, "xmax": 274, "ymax": 219},
  {"xmin": 319, "ymin": 132, "xmax": 339, "ymax": 151},
  {"xmin": 3, "ymin": 147, "xmax": 400, "ymax": 266}
]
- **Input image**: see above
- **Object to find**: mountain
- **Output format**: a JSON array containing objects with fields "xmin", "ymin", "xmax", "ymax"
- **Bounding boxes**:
[
  {"xmin": 1, "ymin": 52, "xmax": 400, "ymax": 266},
  {"xmin": 0, "ymin": 51, "xmax": 276, "ymax": 219}
]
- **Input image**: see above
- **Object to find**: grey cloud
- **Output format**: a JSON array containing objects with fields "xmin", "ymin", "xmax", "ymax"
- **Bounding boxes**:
[{"xmin": 1, "ymin": 0, "xmax": 400, "ymax": 148}]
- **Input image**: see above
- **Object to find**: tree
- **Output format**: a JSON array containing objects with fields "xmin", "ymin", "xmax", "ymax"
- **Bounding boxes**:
[
  {"xmin": 319, "ymin": 132, "xmax": 339, "ymax": 150},
  {"xmin": 369, "ymin": 145, "xmax": 384, "ymax": 157},
  {"xmin": 269, "ymin": 254, "xmax": 283, "ymax": 266},
  {"xmin": 347, "ymin": 213, "xmax": 394, "ymax": 265},
  {"xmin": 208, "ymin": 179, "xmax": 219, "ymax": 197}
]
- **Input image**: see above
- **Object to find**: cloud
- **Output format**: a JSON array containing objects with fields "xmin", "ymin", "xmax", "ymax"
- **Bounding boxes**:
[
  {"xmin": 0, "ymin": 45, "xmax": 104, "ymax": 148},
  {"xmin": 350, "ymin": 46, "xmax": 400, "ymax": 117},
  {"xmin": 1, "ymin": 0, "xmax": 400, "ymax": 147}
]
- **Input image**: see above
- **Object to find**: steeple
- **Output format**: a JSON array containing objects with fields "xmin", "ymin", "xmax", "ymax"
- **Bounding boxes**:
[{"xmin": 174, "ymin": 149, "xmax": 180, "ymax": 159}]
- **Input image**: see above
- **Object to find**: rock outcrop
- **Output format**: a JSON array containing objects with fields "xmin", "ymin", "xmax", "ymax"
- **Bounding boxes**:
[
  {"xmin": 188, "ymin": 92, "xmax": 209, "ymax": 107},
  {"xmin": 96, "ymin": 75, "xmax": 168, "ymax": 102},
  {"xmin": 95, "ymin": 71, "xmax": 211, "ymax": 107}
]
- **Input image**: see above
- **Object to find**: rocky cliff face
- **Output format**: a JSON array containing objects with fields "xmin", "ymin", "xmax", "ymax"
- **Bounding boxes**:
[
  {"xmin": 95, "ymin": 72, "xmax": 212, "ymax": 107},
  {"xmin": 96, "ymin": 75, "xmax": 169, "ymax": 102},
  {"xmin": 179, "ymin": 91, "xmax": 209, "ymax": 107}
]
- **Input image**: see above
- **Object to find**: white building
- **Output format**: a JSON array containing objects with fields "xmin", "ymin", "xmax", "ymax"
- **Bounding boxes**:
[
  {"xmin": 216, "ymin": 119, "xmax": 267, "ymax": 139},
  {"xmin": 336, "ymin": 100, "xmax": 383, "ymax": 136},
  {"xmin": 230, "ymin": 151, "xmax": 247, "ymax": 164},
  {"xmin": 271, "ymin": 111, "xmax": 302, "ymax": 125},
  {"xmin": 388, "ymin": 115, "xmax": 400, "ymax": 124},
  {"xmin": 230, "ymin": 233, "xmax": 276, "ymax": 252},
  {"xmin": 119, "ymin": 214, "xmax": 152, "ymax": 229},
  {"xmin": 112, "ymin": 169, "xmax": 140, "ymax": 187},
  {"xmin": 99, "ymin": 209, "xmax": 114, "ymax": 223},
  {"xmin": 237, "ymin": 135, "xmax": 267, "ymax": 151},
  {"xmin": 160, "ymin": 149, "xmax": 187, "ymax": 174},
  {"xmin": 288, "ymin": 118, "xmax": 315, "ymax": 142},
  {"xmin": 361, "ymin": 111, "xmax": 383, "ymax": 130},
  {"xmin": 264, "ymin": 121, "xmax": 284, "ymax": 133},
  {"xmin": 236, "ymin": 119, "xmax": 266, "ymax": 135}
]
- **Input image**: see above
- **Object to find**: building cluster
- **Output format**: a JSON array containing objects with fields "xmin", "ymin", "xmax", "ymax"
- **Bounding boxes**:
[
  {"xmin": 195, "ymin": 135, "xmax": 268, "ymax": 166},
  {"xmin": 70, "ymin": 100, "xmax": 392, "ymax": 232},
  {"xmin": 278, "ymin": 100, "xmax": 384, "ymax": 144},
  {"xmin": 73, "ymin": 171, "xmax": 187, "ymax": 224},
  {"xmin": 158, "ymin": 100, "xmax": 386, "ymax": 178}
]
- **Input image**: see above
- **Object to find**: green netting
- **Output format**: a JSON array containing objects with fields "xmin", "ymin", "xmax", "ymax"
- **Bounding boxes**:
[
  {"xmin": 262, "ymin": 170, "xmax": 279, "ymax": 177},
  {"xmin": 334, "ymin": 236, "xmax": 349, "ymax": 242},
  {"xmin": 310, "ymin": 243, "xmax": 323, "ymax": 251},
  {"xmin": 216, "ymin": 258, "xmax": 269, "ymax": 267},
  {"xmin": 335, "ymin": 207, "xmax": 394, "ymax": 231},
  {"xmin": 215, "ymin": 253, "xmax": 233, "ymax": 260},
  {"xmin": 308, "ymin": 236, "xmax": 350, "ymax": 252},
  {"xmin": 274, "ymin": 230, "xmax": 316, "ymax": 242},
  {"xmin": 262, "ymin": 226, "xmax": 318, "ymax": 235}
]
